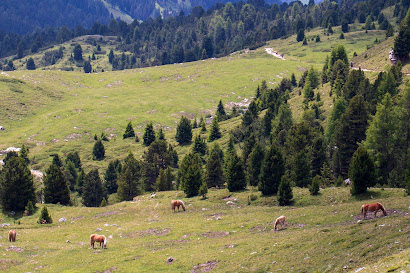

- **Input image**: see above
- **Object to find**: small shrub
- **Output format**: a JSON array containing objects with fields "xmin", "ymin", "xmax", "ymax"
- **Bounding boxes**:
[
  {"xmin": 100, "ymin": 197, "xmax": 107, "ymax": 207},
  {"xmin": 24, "ymin": 200, "xmax": 35, "ymax": 216},
  {"xmin": 38, "ymin": 206, "xmax": 53, "ymax": 224},
  {"xmin": 249, "ymin": 193, "xmax": 258, "ymax": 201},
  {"xmin": 309, "ymin": 175, "xmax": 321, "ymax": 195}
]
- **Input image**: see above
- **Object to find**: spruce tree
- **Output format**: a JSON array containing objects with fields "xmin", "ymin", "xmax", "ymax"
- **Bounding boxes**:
[
  {"xmin": 226, "ymin": 151, "xmax": 246, "ymax": 192},
  {"xmin": 0, "ymin": 156, "xmax": 36, "ymax": 211},
  {"xmin": 393, "ymin": 8, "xmax": 410, "ymax": 59},
  {"xmin": 204, "ymin": 145, "xmax": 225, "ymax": 188},
  {"xmin": 175, "ymin": 116, "xmax": 192, "ymax": 144},
  {"xmin": 156, "ymin": 167, "xmax": 174, "ymax": 191},
  {"xmin": 83, "ymin": 61, "xmax": 92, "ymax": 73},
  {"xmin": 104, "ymin": 160, "xmax": 120, "ymax": 194},
  {"xmin": 208, "ymin": 117, "xmax": 222, "ymax": 142},
  {"xmin": 349, "ymin": 146, "xmax": 376, "ymax": 195},
  {"xmin": 143, "ymin": 122, "xmax": 156, "ymax": 146},
  {"xmin": 117, "ymin": 152, "xmax": 142, "ymax": 201},
  {"xmin": 25, "ymin": 200, "xmax": 35, "ymax": 216},
  {"xmin": 43, "ymin": 163, "xmax": 70, "ymax": 205},
  {"xmin": 192, "ymin": 134, "xmax": 207, "ymax": 156},
  {"xmin": 216, "ymin": 100, "xmax": 227, "ymax": 121},
  {"xmin": 199, "ymin": 180, "xmax": 208, "ymax": 199},
  {"xmin": 52, "ymin": 154, "xmax": 63, "ymax": 167},
  {"xmin": 277, "ymin": 175, "xmax": 293, "ymax": 206},
  {"xmin": 309, "ymin": 175, "xmax": 321, "ymax": 195},
  {"xmin": 259, "ymin": 144, "xmax": 285, "ymax": 195},
  {"xmin": 179, "ymin": 152, "xmax": 202, "ymax": 197},
  {"xmin": 38, "ymin": 206, "xmax": 52, "ymax": 224},
  {"xmin": 26, "ymin": 57, "xmax": 36, "ymax": 70},
  {"xmin": 123, "ymin": 121, "xmax": 135, "ymax": 139},
  {"xmin": 65, "ymin": 161, "xmax": 78, "ymax": 191},
  {"xmin": 82, "ymin": 169, "xmax": 106, "ymax": 207},
  {"xmin": 156, "ymin": 127, "xmax": 165, "ymax": 140},
  {"xmin": 76, "ymin": 169, "xmax": 85, "ymax": 195},
  {"xmin": 66, "ymin": 151, "xmax": 82, "ymax": 169},
  {"xmin": 17, "ymin": 42, "xmax": 24, "ymax": 59},
  {"xmin": 142, "ymin": 140, "xmax": 172, "ymax": 191},
  {"xmin": 93, "ymin": 139, "xmax": 105, "ymax": 160},
  {"xmin": 293, "ymin": 148, "xmax": 312, "ymax": 188},
  {"xmin": 246, "ymin": 143, "xmax": 264, "ymax": 187},
  {"xmin": 73, "ymin": 44, "xmax": 83, "ymax": 61},
  {"xmin": 20, "ymin": 144, "xmax": 30, "ymax": 165}
]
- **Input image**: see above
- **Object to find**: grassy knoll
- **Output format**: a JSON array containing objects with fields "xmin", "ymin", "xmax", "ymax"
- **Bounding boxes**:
[{"xmin": 0, "ymin": 187, "xmax": 408, "ymax": 272}]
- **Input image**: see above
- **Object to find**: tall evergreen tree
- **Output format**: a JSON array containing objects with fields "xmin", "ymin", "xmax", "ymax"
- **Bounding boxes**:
[
  {"xmin": 82, "ymin": 169, "xmax": 106, "ymax": 207},
  {"xmin": 246, "ymin": 143, "xmax": 264, "ymax": 187},
  {"xmin": 175, "ymin": 116, "xmax": 192, "ymax": 144},
  {"xmin": 259, "ymin": 144, "xmax": 285, "ymax": 195},
  {"xmin": 73, "ymin": 44, "xmax": 83, "ymax": 61},
  {"xmin": 349, "ymin": 146, "xmax": 376, "ymax": 195},
  {"xmin": 104, "ymin": 160, "xmax": 121, "ymax": 194},
  {"xmin": 393, "ymin": 8, "xmax": 410, "ymax": 59},
  {"xmin": 156, "ymin": 127, "xmax": 165, "ymax": 140},
  {"xmin": 364, "ymin": 93, "xmax": 399, "ymax": 185},
  {"xmin": 66, "ymin": 151, "xmax": 82, "ymax": 169},
  {"xmin": 293, "ymin": 148, "xmax": 312, "ymax": 188},
  {"xmin": 204, "ymin": 145, "xmax": 225, "ymax": 188},
  {"xmin": 226, "ymin": 150, "xmax": 246, "ymax": 192},
  {"xmin": 123, "ymin": 121, "xmax": 135, "ymax": 139},
  {"xmin": 192, "ymin": 134, "xmax": 207, "ymax": 156},
  {"xmin": 65, "ymin": 161, "xmax": 78, "ymax": 191},
  {"xmin": 142, "ymin": 140, "xmax": 172, "ymax": 191},
  {"xmin": 118, "ymin": 152, "xmax": 142, "ymax": 201},
  {"xmin": 277, "ymin": 175, "xmax": 293, "ymax": 206},
  {"xmin": 208, "ymin": 117, "xmax": 222, "ymax": 142},
  {"xmin": 20, "ymin": 144, "xmax": 30, "ymax": 165},
  {"xmin": 143, "ymin": 122, "xmax": 156, "ymax": 146},
  {"xmin": 332, "ymin": 95, "xmax": 369, "ymax": 178},
  {"xmin": 156, "ymin": 167, "xmax": 174, "ymax": 191},
  {"xmin": 179, "ymin": 152, "xmax": 203, "ymax": 197},
  {"xmin": 216, "ymin": 100, "xmax": 227, "ymax": 121},
  {"xmin": 92, "ymin": 139, "xmax": 105, "ymax": 160},
  {"xmin": 43, "ymin": 163, "xmax": 70, "ymax": 205},
  {"xmin": 0, "ymin": 156, "xmax": 36, "ymax": 211},
  {"xmin": 52, "ymin": 154, "xmax": 63, "ymax": 167}
]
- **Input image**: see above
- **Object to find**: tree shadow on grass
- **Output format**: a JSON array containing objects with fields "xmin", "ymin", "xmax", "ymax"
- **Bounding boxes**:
[{"xmin": 351, "ymin": 190, "xmax": 381, "ymax": 201}]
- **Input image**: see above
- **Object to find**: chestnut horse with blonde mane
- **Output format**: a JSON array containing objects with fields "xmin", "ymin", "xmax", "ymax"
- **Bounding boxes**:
[
  {"xmin": 90, "ymin": 234, "xmax": 107, "ymax": 248},
  {"xmin": 8, "ymin": 230, "xmax": 16, "ymax": 242},
  {"xmin": 274, "ymin": 215, "xmax": 286, "ymax": 231},
  {"xmin": 171, "ymin": 200, "xmax": 186, "ymax": 212},
  {"xmin": 361, "ymin": 202, "xmax": 387, "ymax": 219}
]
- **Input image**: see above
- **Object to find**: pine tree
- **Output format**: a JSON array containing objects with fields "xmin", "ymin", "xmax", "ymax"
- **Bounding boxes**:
[
  {"xmin": 82, "ymin": 169, "xmax": 106, "ymax": 207},
  {"xmin": 364, "ymin": 93, "xmax": 399, "ymax": 184},
  {"xmin": 73, "ymin": 44, "xmax": 83, "ymax": 61},
  {"xmin": 65, "ymin": 161, "xmax": 78, "ymax": 191},
  {"xmin": 118, "ymin": 152, "xmax": 142, "ymax": 201},
  {"xmin": 83, "ymin": 61, "xmax": 92, "ymax": 73},
  {"xmin": 208, "ymin": 117, "xmax": 222, "ymax": 142},
  {"xmin": 309, "ymin": 175, "xmax": 321, "ymax": 195},
  {"xmin": 38, "ymin": 206, "xmax": 52, "ymax": 224},
  {"xmin": 66, "ymin": 151, "xmax": 82, "ymax": 169},
  {"xmin": 179, "ymin": 152, "xmax": 202, "ymax": 197},
  {"xmin": 43, "ymin": 163, "xmax": 70, "ymax": 205},
  {"xmin": 259, "ymin": 144, "xmax": 285, "ymax": 195},
  {"xmin": 26, "ymin": 57, "xmax": 36, "ymax": 70},
  {"xmin": 143, "ymin": 122, "xmax": 156, "ymax": 146},
  {"xmin": 100, "ymin": 197, "xmax": 107, "ymax": 207},
  {"xmin": 108, "ymin": 49, "xmax": 114, "ymax": 63},
  {"xmin": 192, "ymin": 134, "xmax": 207, "ymax": 156},
  {"xmin": 325, "ymin": 97, "xmax": 347, "ymax": 142},
  {"xmin": 156, "ymin": 127, "xmax": 165, "ymax": 140},
  {"xmin": 52, "ymin": 154, "xmax": 63, "ymax": 167},
  {"xmin": 293, "ymin": 148, "xmax": 312, "ymax": 188},
  {"xmin": 277, "ymin": 175, "xmax": 293, "ymax": 206},
  {"xmin": 93, "ymin": 139, "xmax": 105, "ymax": 160},
  {"xmin": 17, "ymin": 42, "xmax": 24, "ymax": 59},
  {"xmin": 349, "ymin": 146, "xmax": 376, "ymax": 195},
  {"xmin": 156, "ymin": 167, "xmax": 174, "ymax": 191},
  {"xmin": 20, "ymin": 144, "xmax": 30, "ymax": 165},
  {"xmin": 204, "ymin": 145, "xmax": 225, "ymax": 188},
  {"xmin": 393, "ymin": 8, "xmax": 410, "ymax": 59},
  {"xmin": 175, "ymin": 116, "xmax": 192, "ymax": 144},
  {"xmin": 123, "ymin": 121, "xmax": 135, "ymax": 139},
  {"xmin": 199, "ymin": 180, "xmax": 208, "ymax": 199},
  {"xmin": 246, "ymin": 143, "xmax": 264, "ymax": 187},
  {"xmin": 216, "ymin": 100, "xmax": 227, "ymax": 121},
  {"xmin": 0, "ymin": 156, "xmax": 36, "ymax": 211},
  {"xmin": 104, "ymin": 160, "xmax": 120, "ymax": 194},
  {"xmin": 142, "ymin": 140, "xmax": 172, "ymax": 191},
  {"xmin": 76, "ymin": 169, "xmax": 85, "ymax": 195},
  {"xmin": 226, "ymin": 151, "xmax": 246, "ymax": 192},
  {"xmin": 25, "ymin": 200, "xmax": 35, "ymax": 216}
]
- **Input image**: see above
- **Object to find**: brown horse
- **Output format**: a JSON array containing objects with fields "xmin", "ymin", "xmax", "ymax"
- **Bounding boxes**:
[
  {"xmin": 171, "ymin": 200, "xmax": 186, "ymax": 212},
  {"xmin": 274, "ymin": 215, "xmax": 286, "ymax": 231},
  {"xmin": 8, "ymin": 230, "xmax": 16, "ymax": 242},
  {"xmin": 90, "ymin": 234, "xmax": 107, "ymax": 248},
  {"xmin": 361, "ymin": 202, "xmax": 387, "ymax": 219}
]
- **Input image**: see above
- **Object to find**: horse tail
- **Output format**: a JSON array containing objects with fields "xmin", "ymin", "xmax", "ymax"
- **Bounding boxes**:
[
  {"xmin": 90, "ymin": 234, "xmax": 95, "ymax": 246},
  {"xmin": 378, "ymin": 203, "xmax": 387, "ymax": 216},
  {"xmin": 179, "ymin": 200, "xmax": 186, "ymax": 211},
  {"xmin": 274, "ymin": 219, "xmax": 278, "ymax": 230},
  {"xmin": 361, "ymin": 205, "xmax": 364, "ymax": 216}
]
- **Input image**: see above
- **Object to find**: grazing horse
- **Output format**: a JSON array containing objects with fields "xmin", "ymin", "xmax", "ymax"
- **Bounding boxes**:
[
  {"xmin": 90, "ymin": 234, "xmax": 107, "ymax": 249},
  {"xmin": 274, "ymin": 215, "xmax": 286, "ymax": 231},
  {"xmin": 8, "ymin": 230, "xmax": 16, "ymax": 242},
  {"xmin": 171, "ymin": 200, "xmax": 186, "ymax": 212},
  {"xmin": 361, "ymin": 202, "xmax": 387, "ymax": 219}
]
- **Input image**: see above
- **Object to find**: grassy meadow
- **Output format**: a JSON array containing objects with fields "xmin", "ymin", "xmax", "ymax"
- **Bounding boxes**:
[
  {"xmin": 0, "ymin": 187, "xmax": 409, "ymax": 272},
  {"xmin": 0, "ymin": 25, "xmax": 393, "ymax": 171}
]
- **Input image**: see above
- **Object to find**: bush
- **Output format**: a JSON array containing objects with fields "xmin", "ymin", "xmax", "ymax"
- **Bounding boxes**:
[
  {"xmin": 24, "ymin": 200, "xmax": 35, "ymax": 216},
  {"xmin": 100, "ymin": 197, "xmax": 107, "ymax": 207},
  {"xmin": 38, "ymin": 206, "xmax": 52, "ymax": 224},
  {"xmin": 277, "ymin": 176, "xmax": 293, "ymax": 206}
]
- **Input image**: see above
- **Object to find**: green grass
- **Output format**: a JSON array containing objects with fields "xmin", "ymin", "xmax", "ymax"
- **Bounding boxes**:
[{"xmin": 0, "ymin": 187, "xmax": 408, "ymax": 272}]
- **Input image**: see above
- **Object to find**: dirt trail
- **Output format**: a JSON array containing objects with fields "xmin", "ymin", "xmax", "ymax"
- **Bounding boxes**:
[{"xmin": 265, "ymin": 48, "xmax": 286, "ymax": 60}]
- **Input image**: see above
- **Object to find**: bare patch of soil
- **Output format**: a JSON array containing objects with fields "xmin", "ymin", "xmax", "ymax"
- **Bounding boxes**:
[
  {"xmin": 201, "ymin": 231, "xmax": 229, "ymax": 238},
  {"xmin": 71, "ymin": 216, "xmax": 84, "ymax": 220},
  {"xmin": 147, "ymin": 109, "xmax": 158, "ymax": 114},
  {"xmin": 159, "ymin": 77, "xmax": 168, "ymax": 82},
  {"xmin": 0, "ymin": 259, "xmax": 18, "ymax": 270},
  {"xmin": 96, "ymin": 266, "xmax": 117, "ymax": 273},
  {"xmin": 106, "ymin": 81, "xmax": 123, "ymax": 87},
  {"xmin": 171, "ymin": 111, "xmax": 195, "ymax": 120},
  {"xmin": 190, "ymin": 261, "xmax": 218, "ymax": 273},
  {"xmin": 210, "ymin": 213, "xmax": 226, "ymax": 217},
  {"xmin": 292, "ymin": 223, "xmax": 306, "ymax": 228},
  {"xmin": 5, "ymin": 246, "xmax": 24, "ymax": 252},
  {"xmin": 250, "ymin": 225, "xmax": 268, "ymax": 233},
  {"xmin": 96, "ymin": 211, "xmax": 119, "ymax": 217},
  {"xmin": 123, "ymin": 228, "xmax": 171, "ymax": 238}
]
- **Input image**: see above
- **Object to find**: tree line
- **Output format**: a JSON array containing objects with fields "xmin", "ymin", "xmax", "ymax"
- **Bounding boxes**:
[{"xmin": 1, "ymin": 0, "xmax": 409, "ymax": 70}]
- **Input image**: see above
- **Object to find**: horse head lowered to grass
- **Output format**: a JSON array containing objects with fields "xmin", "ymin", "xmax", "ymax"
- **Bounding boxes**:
[
  {"xmin": 90, "ymin": 234, "xmax": 107, "ymax": 248},
  {"xmin": 361, "ymin": 202, "xmax": 387, "ymax": 219},
  {"xmin": 171, "ymin": 200, "xmax": 186, "ymax": 212}
]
